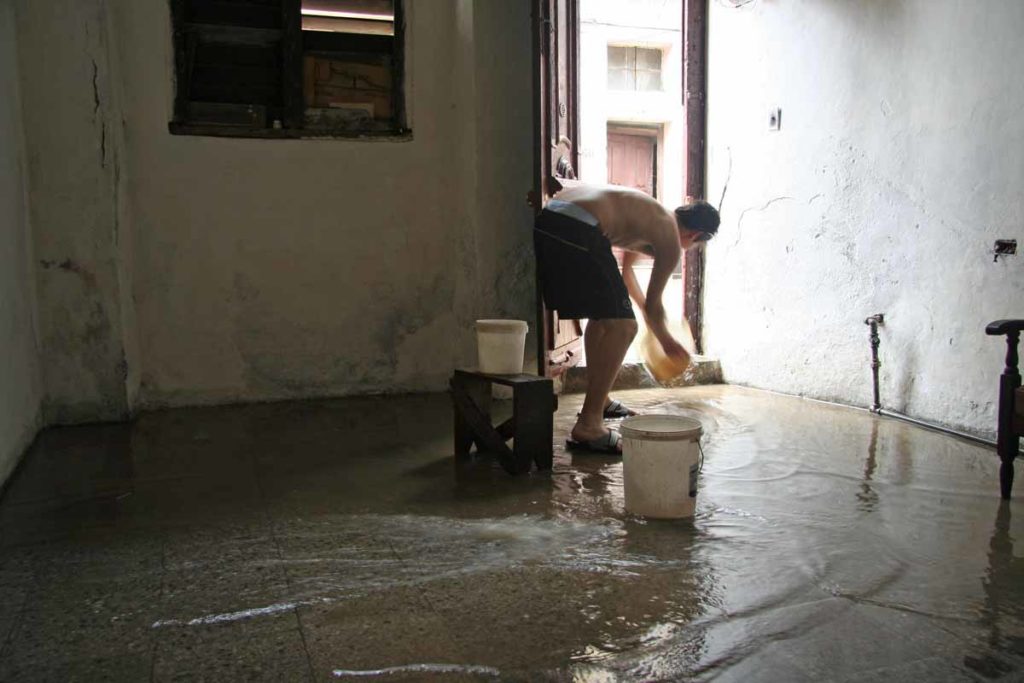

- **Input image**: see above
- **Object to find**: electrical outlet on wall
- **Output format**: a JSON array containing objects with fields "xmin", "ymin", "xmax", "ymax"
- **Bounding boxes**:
[
  {"xmin": 768, "ymin": 107, "xmax": 782, "ymax": 131},
  {"xmin": 994, "ymin": 239, "xmax": 1017, "ymax": 262}
]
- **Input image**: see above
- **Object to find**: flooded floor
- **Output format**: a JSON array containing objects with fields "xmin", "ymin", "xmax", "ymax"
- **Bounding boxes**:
[{"xmin": 0, "ymin": 385, "xmax": 1021, "ymax": 681}]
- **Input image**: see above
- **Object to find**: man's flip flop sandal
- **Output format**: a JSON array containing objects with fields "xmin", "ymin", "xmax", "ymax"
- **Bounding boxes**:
[
  {"xmin": 566, "ymin": 429, "xmax": 623, "ymax": 455},
  {"xmin": 576, "ymin": 400, "xmax": 637, "ymax": 421},
  {"xmin": 603, "ymin": 399, "xmax": 636, "ymax": 419}
]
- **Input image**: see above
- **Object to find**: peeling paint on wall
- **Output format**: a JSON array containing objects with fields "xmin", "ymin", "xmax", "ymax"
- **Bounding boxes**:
[
  {"xmin": 39, "ymin": 258, "xmax": 99, "ymax": 289},
  {"xmin": 15, "ymin": 0, "xmax": 536, "ymax": 416},
  {"xmin": 16, "ymin": 0, "xmax": 133, "ymax": 424}
]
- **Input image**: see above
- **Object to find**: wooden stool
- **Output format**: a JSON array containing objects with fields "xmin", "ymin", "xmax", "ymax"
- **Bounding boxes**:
[{"xmin": 450, "ymin": 370, "xmax": 556, "ymax": 474}]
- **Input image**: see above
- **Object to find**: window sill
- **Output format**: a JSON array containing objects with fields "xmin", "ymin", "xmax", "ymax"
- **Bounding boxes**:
[{"xmin": 168, "ymin": 122, "xmax": 413, "ymax": 142}]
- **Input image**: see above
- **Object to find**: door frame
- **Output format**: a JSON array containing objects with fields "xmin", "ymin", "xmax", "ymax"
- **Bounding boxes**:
[
  {"xmin": 532, "ymin": 0, "xmax": 709, "ymax": 371},
  {"xmin": 532, "ymin": 0, "xmax": 582, "ymax": 378},
  {"xmin": 683, "ymin": 0, "xmax": 709, "ymax": 354}
]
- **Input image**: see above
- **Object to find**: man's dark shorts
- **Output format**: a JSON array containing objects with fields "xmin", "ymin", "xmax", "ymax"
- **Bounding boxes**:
[{"xmin": 533, "ymin": 201, "xmax": 635, "ymax": 320}]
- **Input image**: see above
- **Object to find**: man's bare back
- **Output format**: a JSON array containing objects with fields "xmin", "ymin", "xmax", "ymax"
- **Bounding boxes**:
[
  {"xmin": 553, "ymin": 185, "xmax": 679, "ymax": 258},
  {"xmin": 552, "ymin": 183, "xmax": 688, "ymax": 372}
]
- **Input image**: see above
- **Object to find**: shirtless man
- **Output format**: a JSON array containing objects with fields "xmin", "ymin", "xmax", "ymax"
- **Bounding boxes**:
[{"xmin": 533, "ymin": 184, "xmax": 720, "ymax": 453}]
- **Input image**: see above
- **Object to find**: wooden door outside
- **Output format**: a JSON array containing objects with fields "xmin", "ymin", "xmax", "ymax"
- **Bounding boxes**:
[
  {"xmin": 607, "ymin": 132, "xmax": 656, "ymax": 196},
  {"xmin": 606, "ymin": 130, "xmax": 657, "ymax": 268}
]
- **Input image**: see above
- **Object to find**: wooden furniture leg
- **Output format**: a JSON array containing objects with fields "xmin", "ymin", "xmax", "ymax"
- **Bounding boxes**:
[
  {"xmin": 986, "ymin": 320, "xmax": 1023, "ymax": 499},
  {"xmin": 514, "ymin": 380, "xmax": 554, "ymax": 472}
]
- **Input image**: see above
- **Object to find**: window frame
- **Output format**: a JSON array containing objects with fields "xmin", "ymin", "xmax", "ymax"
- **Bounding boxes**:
[
  {"xmin": 168, "ymin": 0, "xmax": 409, "ymax": 140},
  {"xmin": 606, "ymin": 44, "xmax": 663, "ymax": 93}
]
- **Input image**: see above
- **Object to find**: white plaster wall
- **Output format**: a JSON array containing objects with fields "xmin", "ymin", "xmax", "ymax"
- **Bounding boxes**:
[
  {"xmin": 0, "ymin": 0, "xmax": 42, "ymax": 485},
  {"xmin": 101, "ymin": 0, "xmax": 536, "ymax": 408},
  {"xmin": 456, "ymin": 2, "xmax": 536, "ymax": 366},
  {"xmin": 15, "ymin": 0, "xmax": 136, "ymax": 424},
  {"xmin": 705, "ymin": 0, "xmax": 1024, "ymax": 436}
]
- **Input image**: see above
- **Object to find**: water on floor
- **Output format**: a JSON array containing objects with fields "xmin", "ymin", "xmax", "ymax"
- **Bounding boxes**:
[{"xmin": 0, "ymin": 385, "xmax": 1021, "ymax": 681}]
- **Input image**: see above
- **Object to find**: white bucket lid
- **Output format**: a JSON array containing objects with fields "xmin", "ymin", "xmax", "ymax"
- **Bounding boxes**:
[
  {"xmin": 620, "ymin": 415, "xmax": 703, "ymax": 441},
  {"xmin": 476, "ymin": 319, "xmax": 528, "ymax": 333}
]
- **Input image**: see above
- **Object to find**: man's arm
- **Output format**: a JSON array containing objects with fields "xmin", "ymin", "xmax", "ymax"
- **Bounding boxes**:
[
  {"xmin": 620, "ymin": 251, "xmax": 646, "ymax": 311},
  {"xmin": 643, "ymin": 227, "xmax": 685, "ymax": 358}
]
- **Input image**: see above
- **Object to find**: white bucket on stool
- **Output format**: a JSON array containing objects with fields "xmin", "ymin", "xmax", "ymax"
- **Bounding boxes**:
[
  {"xmin": 476, "ymin": 319, "xmax": 528, "ymax": 398},
  {"xmin": 620, "ymin": 415, "xmax": 703, "ymax": 519}
]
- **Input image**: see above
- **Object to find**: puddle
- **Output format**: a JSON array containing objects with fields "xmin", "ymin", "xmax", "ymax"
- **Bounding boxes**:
[{"xmin": 10, "ymin": 386, "xmax": 1024, "ymax": 680}]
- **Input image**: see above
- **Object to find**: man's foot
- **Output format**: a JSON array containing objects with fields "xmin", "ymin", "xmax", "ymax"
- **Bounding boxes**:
[
  {"xmin": 576, "ymin": 399, "xmax": 638, "ymax": 421},
  {"xmin": 603, "ymin": 399, "xmax": 636, "ymax": 419},
  {"xmin": 567, "ymin": 427, "xmax": 623, "ymax": 454}
]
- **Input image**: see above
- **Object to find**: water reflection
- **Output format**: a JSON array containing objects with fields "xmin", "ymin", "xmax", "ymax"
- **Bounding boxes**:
[
  {"xmin": 965, "ymin": 501, "xmax": 1024, "ymax": 678},
  {"xmin": 8, "ymin": 385, "xmax": 1021, "ymax": 681},
  {"xmin": 857, "ymin": 419, "xmax": 880, "ymax": 512},
  {"xmin": 544, "ymin": 393, "xmax": 724, "ymax": 678}
]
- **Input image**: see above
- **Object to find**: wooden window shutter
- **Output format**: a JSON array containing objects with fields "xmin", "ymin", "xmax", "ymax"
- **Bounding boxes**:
[{"xmin": 172, "ymin": 0, "xmax": 300, "ymax": 129}]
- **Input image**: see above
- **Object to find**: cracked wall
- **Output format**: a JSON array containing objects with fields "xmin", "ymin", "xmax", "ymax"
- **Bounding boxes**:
[
  {"xmin": 11, "ymin": 0, "xmax": 535, "ymax": 420},
  {"xmin": 15, "ymin": 0, "xmax": 137, "ymax": 424},
  {"xmin": 0, "ymin": 0, "xmax": 43, "ymax": 486},
  {"xmin": 108, "ymin": 0, "xmax": 534, "ymax": 408},
  {"xmin": 705, "ymin": 0, "xmax": 1024, "ymax": 436}
]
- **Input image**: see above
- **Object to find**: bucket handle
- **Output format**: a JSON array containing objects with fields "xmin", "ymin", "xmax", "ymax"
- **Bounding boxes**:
[{"xmin": 698, "ymin": 439, "xmax": 705, "ymax": 472}]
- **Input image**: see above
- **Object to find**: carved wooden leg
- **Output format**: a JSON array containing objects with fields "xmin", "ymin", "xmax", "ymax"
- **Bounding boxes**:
[{"xmin": 996, "ymin": 331, "xmax": 1020, "ymax": 500}]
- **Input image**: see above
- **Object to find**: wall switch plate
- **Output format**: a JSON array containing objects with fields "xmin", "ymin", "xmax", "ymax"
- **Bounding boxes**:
[
  {"xmin": 768, "ymin": 107, "xmax": 782, "ymax": 131},
  {"xmin": 993, "ymin": 239, "xmax": 1017, "ymax": 262}
]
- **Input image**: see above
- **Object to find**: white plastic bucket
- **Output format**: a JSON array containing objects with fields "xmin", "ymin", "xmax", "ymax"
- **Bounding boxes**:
[
  {"xmin": 620, "ymin": 415, "xmax": 703, "ymax": 519},
  {"xmin": 476, "ymin": 319, "xmax": 528, "ymax": 374}
]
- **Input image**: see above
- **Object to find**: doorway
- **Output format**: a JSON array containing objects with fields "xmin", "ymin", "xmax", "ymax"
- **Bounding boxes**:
[
  {"xmin": 532, "ymin": 0, "xmax": 707, "ymax": 376},
  {"xmin": 576, "ymin": 0, "xmax": 689, "ymax": 364}
]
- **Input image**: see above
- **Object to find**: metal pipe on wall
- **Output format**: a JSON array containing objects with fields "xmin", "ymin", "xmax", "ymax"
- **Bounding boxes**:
[
  {"xmin": 863, "ymin": 313, "xmax": 1000, "ymax": 449},
  {"xmin": 876, "ymin": 409, "xmax": 995, "ymax": 449},
  {"xmin": 864, "ymin": 314, "xmax": 884, "ymax": 413}
]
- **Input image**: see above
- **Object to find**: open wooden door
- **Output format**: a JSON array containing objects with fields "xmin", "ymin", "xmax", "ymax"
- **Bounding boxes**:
[{"xmin": 531, "ymin": 0, "xmax": 581, "ymax": 378}]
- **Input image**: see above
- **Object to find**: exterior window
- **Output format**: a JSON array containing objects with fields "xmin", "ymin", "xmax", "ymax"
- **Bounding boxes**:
[
  {"xmin": 607, "ymin": 46, "xmax": 662, "ymax": 92},
  {"xmin": 169, "ymin": 0, "xmax": 406, "ymax": 139}
]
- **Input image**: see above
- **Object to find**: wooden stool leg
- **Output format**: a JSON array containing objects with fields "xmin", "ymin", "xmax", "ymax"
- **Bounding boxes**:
[
  {"xmin": 452, "ymin": 382, "xmax": 473, "ymax": 460},
  {"xmin": 513, "ymin": 379, "xmax": 554, "ymax": 472},
  {"xmin": 452, "ymin": 375, "xmax": 516, "ymax": 469},
  {"xmin": 452, "ymin": 374, "xmax": 492, "ymax": 460}
]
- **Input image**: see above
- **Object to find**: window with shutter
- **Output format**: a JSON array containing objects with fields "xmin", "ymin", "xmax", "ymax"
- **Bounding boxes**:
[{"xmin": 169, "ymin": 0, "xmax": 407, "ymax": 138}]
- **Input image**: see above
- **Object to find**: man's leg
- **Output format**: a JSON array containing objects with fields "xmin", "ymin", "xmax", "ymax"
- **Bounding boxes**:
[{"xmin": 571, "ymin": 318, "xmax": 638, "ymax": 446}]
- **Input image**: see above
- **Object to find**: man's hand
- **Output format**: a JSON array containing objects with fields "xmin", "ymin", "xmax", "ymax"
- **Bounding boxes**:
[
  {"xmin": 660, "ymin": 336, "xmax": 689, "ymax": 362},
  {"xmin": 644, "ymin": 301, "xmax": 690, "ymax": 364}
]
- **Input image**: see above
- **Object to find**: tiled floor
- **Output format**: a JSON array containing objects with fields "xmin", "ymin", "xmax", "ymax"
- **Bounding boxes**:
[{"xmin": 0, "ymin": 386, "xmax": 1021, "ymax": 681}]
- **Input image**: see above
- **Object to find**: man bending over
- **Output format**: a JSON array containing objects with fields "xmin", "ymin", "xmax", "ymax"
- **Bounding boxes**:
[{"xmin": 534, "ymin": 185, "xmax": 720, "ymax": 454}]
